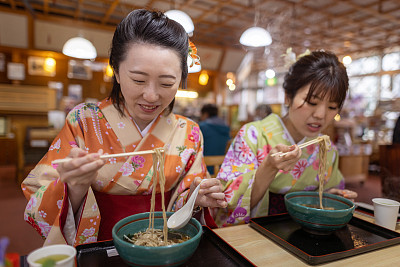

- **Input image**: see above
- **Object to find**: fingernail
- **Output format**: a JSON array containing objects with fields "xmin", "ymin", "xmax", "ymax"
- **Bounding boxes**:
[{"xmin": 290, "ymin": 145, "xmax": 296, "ymax": 150}]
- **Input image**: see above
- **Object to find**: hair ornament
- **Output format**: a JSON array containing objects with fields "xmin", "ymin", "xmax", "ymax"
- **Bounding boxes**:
[
  {"xmin": 281, "ymin": 47, "xmax": 311, "ymax": 69},
  {"xmin": 188, "ymin": 40, "xmax": 201, "ymax": 67}
]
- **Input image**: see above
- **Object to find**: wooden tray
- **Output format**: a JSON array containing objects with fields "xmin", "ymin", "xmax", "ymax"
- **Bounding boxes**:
[{"xmin": 249, "ymin": 213, "xmax": 400, "ymax": 265}]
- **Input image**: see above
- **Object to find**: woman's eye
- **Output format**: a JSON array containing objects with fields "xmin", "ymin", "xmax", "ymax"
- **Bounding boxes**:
[
  {"xmin": 329, "ymin": 106, "xmax": 339, "ymax": 110},
  {"xmin": 161, "ymin": 84, "xmax": 174, "ymax": 87},
  {"xmin": 307, "ymin": 101, "xmax": 317, "ymax": 106},
  {"xmin": 133, "ymin": 80, "xmax": 145, "ymax": 84}
]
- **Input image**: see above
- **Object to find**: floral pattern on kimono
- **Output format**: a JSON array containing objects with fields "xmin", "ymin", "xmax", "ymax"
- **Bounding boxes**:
[
  {"xmin": 22, "ymin": 98, "xmax": 208, "ymax": 246},
  {"xmin": 213, "ymin": 114, "xmax": 344, "ymax": 227}
]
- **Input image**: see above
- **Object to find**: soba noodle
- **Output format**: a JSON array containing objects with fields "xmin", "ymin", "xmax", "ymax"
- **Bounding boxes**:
[
  {"xmin": 123, "ymin": 148, "xmax": 189, "ymax": 246},
  {"xmin": 317, "ymin": 135, "xmax": 331, "ymax": 209}
]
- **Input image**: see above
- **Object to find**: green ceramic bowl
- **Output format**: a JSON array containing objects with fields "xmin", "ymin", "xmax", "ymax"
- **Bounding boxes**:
[
  {"xmin": 284, "ymin": 191, "xmax": 355, "ymax": 233},
  {"xmin": 112, "ymin": 212, "xmax": 202, "ymax": 267}
]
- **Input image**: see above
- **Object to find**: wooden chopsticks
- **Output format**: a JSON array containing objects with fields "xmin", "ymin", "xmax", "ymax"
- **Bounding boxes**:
[
  {"xmin": 271, "ymin": 136, "xmax": 324, "ymax": 157},
  {"xmin": 51, "ymin": 149, "xmax": 164, "ymax": 164}
]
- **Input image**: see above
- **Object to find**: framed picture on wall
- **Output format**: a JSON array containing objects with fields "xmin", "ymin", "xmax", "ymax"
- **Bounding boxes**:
[
  {"xmin": 67, "ymin": 60, "xmax": 92, "ymax": 80},
  {"xmin": 27, "ymin": 56, "xmax": 56, "ymax": 77},
  {"xmin": 0, "ymin": 116, "xmax": 7, "ymax": 136}
]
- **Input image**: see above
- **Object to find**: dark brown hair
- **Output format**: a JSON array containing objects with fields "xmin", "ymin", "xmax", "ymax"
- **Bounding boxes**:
[
  {"xmin": 108, "ymin": 9, "xmax": 189, "ymax": 116},
  {"xmin": 283, "ymin": 51, "xmax": 349, "ymax": 110}
]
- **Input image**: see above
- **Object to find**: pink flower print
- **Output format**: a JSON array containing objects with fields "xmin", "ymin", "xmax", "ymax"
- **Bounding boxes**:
[
  {"xmin": 109, "ymin": 158, "xmax": 116, "ymax": 164},
  {"xmin": 106, "ymin": 122, "xmax": 112, "ymax": 129},
  {"xmin": 238, "ymin": 126, "xmax": 245, "ymax": 137},
  {"xmin": 167, "ymin": 118, "xmax": 172, "ymax": 124},
  {"xmin": 37, "ymin": 221, "xmax": 51, "ymax": 237},
  {"xmin": 26, "ymin": 197, "xmax": 38, "ymax": 211},
  {"xmin": 234, "ymin": 140, "xmax": 254, "ymax": 164},
  {"xmin": 291, "ymin": 159, "xmax": 308, "ymax": 179},
  {"xmin": 175, "ymin": 197, "xmax": 184, "ymax": 210},
  {"xmin": 131, "ymin": 156, "xmax": 145, "ymax": 169},
  {"xmin": 96, "ymin": 180, "xmax": 104, "ymax": 188},
  {"xmin": 191, "ymin": 126, "xmax": 200, "ymax": 142},
  {"xmin": 134, "ymin": 180, "xmax": 142, "ymax": 187},
  {"xmin": 120, "ymin": 162, "xmax": 134, "ymax": 176},
  {"xmin": 117, "ymin": 122, "xmax": 125, "ymax": 129},
  {"xmin": 69, "ymin": 141, "xmax": 78, "ymax": 148},
  {"xmin": 84, "ymin": 236, "xmax": 97, "ymax": 244},
  {"xmin": 57, "ymin": 199, "xmax": 63, "ymax": 209},
  {"xmin": 257, "ymin": 144, "xmax": 272, "ymax": 164},
  {"xmin": 180, "ymin": 148, "xmax": 195, "ymax": 164},
  {"xmin": 38, "ymin": 210, "xmax": 47, "ymax": 218},
  {"xmin": 306, "ymin": 144, "xmax": 317, "ymax": 155},
  {"xmin": 312, "ymin": 159, "xmax": 319, "ymax": 170},
  {"xmin": 230, "ymin": 176, "xmax": 243, "ymax": 190},
  {"xmin": 82, "ymin": 227, "xmax": 96, "ymax": 238},
  {"xmin": 224, "ymin": 187, "xmax": 234, "ymax": 202},
  {"xmin": 176, "ymin": 165, "xmax": 182, "ymax": 173},
  {"xmin": 49, "ymin": 139, "xmax": 61, "ymax": 151}
]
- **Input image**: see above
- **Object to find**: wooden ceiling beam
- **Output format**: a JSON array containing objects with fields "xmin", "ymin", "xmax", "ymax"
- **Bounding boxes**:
[{"xmin": 101, "ymin": 0, "xmax": 119, "ymax": 25}]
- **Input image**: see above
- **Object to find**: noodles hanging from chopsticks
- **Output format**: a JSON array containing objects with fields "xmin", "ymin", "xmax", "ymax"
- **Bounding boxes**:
[{"xmin": 317, "ymin": 135, "xmax": 331, "ymax": 209}]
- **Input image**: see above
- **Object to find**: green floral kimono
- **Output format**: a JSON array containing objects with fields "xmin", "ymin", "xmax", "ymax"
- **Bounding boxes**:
[{"xmin": 214, "ymin": 114, "xmax": 345, "ymax": 227}]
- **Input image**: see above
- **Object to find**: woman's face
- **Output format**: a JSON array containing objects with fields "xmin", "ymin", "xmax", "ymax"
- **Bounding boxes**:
[
  {"xmin": 115, "ymin": 43, "xmax": 181, "ymax": 130},
  {"xmin": 284, "ymin": 84, "xmax": 339, "ymax": 143}
]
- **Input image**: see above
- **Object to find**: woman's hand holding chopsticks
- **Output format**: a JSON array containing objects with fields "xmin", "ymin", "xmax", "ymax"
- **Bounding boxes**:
[{"xmin": 56, "ymin": 148, "xmax": 106, "ymax": 214}]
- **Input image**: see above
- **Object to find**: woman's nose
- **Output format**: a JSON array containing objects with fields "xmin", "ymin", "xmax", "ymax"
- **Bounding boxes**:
[
  {"xmin": 313, "ymin": 104, "xmax": 327, "ymax": 119},
  {"xmin": 143, "ymin": 85, "xmax": 159, "ymax": 102}
]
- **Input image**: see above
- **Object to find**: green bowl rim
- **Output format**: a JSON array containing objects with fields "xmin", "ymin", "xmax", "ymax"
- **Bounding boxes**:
[
  {"xmin": 284, "ymin": 191, "xmax": 355, "ymax": 213},
  {"xmin": 112, "ymin": 211, "xmax": 203, "ymax": 250}
]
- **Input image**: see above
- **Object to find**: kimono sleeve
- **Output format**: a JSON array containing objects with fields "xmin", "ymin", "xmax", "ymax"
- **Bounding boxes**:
[
  {"xmin": 21, "ymin": 109, "xmax": 86, "ymax": 242},
  {"xmin": 213, "ymin": 123, "xmax": 263, "ymax": 227}
]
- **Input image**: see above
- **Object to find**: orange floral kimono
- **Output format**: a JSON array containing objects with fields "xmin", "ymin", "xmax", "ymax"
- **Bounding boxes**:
[{"xmin": 21, "ymin": 98, "xmax": 208, "ymax": 246}]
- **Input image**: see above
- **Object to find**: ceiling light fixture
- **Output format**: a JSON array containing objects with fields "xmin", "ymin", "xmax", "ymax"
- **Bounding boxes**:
[
  {"xmin": 165, "ymin": 10, "xmax": 194, "ymax": 35},
  {"xmin": 62, "ymin": 37, "xmax": 97, "ymax": 60},
  {"xmin": 239, "ymin": 0, "xmax": 272, "ymax": 47}
]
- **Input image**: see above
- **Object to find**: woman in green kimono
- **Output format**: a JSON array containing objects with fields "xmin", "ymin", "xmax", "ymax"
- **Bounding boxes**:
[{"xmin": 214, "ymin": 51, "xmax": 358, "ymax": 227}]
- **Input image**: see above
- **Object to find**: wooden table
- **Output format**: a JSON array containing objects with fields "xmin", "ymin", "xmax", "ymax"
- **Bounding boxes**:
[{"xmin": 213, "ymin": 213, "xmax": 400, "ymax": 266}]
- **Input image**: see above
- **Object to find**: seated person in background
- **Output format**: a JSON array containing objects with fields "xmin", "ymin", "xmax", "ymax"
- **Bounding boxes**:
[
  {"xmin": 21, "ymin": 9, "xmax": 226, "ymax": 246},
  {"xmin": 253, "ymin": 104, "xmax": 273, "ymax": 121},
  {"xmin": 199, "ymin": 104, "xmax": 231, "ymax": 175},
  {"xmin": 393, "ymin": 115, "xmax": 400, "ymax": 144},
  {"xmin": 212, "ymin": 50, "xmax": 358, "ymax": 227}
]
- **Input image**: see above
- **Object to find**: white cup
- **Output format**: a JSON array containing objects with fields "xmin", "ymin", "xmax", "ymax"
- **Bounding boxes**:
[
  {"xmin": 27, "ymin": 244, "xmax": 76, "ymax": 267},
  {"xmin": 372, "ymin": 198, "xmax": 400, "ymax": 231}
]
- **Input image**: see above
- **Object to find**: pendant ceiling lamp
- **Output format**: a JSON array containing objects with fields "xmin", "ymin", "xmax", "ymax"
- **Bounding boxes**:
[
  {"xmin": 239, "ymin": 27, "xmax": 272, "ymax": 47},
  {"xmin": 62, "ymin": 37, "xmax": 97, "ymax": 60},
  {"xmin": 239, "ymin": 0, "xmax": 272, "ymax": 47},
  {"xmin": 165, "ymin": 10, "xmax": 194, "ymax": 35}
]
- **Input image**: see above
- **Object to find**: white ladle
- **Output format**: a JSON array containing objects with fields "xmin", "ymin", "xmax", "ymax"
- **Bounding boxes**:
[{"xmin": 167, "ymin": 181, "xmax": 203, "ymax": 229}]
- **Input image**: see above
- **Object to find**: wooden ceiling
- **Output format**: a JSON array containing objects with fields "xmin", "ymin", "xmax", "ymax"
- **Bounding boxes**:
[{"xmin": 1, "ymin": 0, "xmax": 400, "ymax": 72}]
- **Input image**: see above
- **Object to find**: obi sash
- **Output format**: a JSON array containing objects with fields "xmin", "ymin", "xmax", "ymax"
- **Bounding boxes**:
[
  {"xmin": 268, "ymin": 192, "xmax": 287, "ymax": 215},
  {"xmin": 93, "ymin": 190, "xmax": 172, "ymax": 241}
]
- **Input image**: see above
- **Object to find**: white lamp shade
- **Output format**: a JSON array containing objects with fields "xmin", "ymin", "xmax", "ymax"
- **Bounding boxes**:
[
  {"xmin": 239, "ymin": 26, "xmax": 272, "ymax": 47},
  {"xmin": 62, "ymin": 37, "xmax": 97, "ymax": 59},
  {"xmin": 187, "ymin": 55, "xmax": 201, "ymax": 73},
  {"xmin": 165, "ymin": 10, "xmax": 194, "ymax": 34}
]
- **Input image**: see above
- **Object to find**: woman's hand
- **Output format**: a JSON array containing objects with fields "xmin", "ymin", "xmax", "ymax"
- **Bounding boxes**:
[
  {"xmin": 192, "ymin": 177, "xmax": 227, "ymax": 208},
  {"xmin": 251, "ymin": 144, "xmax": 302, "ymax": 208},
  {"xmin": 56, "ymin": 147, "xmax": 106, "ymax": 213},
  {"xmin": 326, "ymin": 188, "xmax": 358, "ymax": 202}
]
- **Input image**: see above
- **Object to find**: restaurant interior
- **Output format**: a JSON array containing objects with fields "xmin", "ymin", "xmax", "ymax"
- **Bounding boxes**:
[{"xmin": 1, "ymin": 0, "xmax": 400, "ymax": 265}]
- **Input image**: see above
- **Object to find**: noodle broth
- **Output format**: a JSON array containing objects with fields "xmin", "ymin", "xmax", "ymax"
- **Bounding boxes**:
[{"xmin": 124, "ymin": 229, "xmax": 191, "ymax": 247}]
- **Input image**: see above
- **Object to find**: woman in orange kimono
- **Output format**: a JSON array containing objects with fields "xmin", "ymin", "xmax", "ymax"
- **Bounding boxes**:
[{"xmin": 21, "ymin": 9, "xmax": 227, "ymax": 247}]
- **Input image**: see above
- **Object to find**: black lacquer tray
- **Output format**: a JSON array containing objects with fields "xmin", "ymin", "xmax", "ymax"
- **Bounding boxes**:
[
  {"xmin": 75, "ymin": 225, "xmax": 255, "ymax": 267},
  {"xmin": 249, "ymin": 213, "xmax": 400, "ymax": 265}
]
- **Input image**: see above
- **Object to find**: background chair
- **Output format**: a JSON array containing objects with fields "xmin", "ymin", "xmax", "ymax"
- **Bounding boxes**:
[
  {"xmin": 204, "ymin": 155, "xmax": 225, "ymax": 177},
  {"xmin": 379, "ymin": 144, "xmax": 400, "ymax": 202}
]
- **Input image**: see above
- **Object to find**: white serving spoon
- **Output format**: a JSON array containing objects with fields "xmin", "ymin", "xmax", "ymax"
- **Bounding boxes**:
[{"xmin": 167, "ymin": 181, "xmax": 203, "ymax": 229}]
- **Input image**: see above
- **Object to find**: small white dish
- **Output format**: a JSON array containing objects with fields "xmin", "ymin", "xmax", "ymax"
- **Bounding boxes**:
[{"xmin": 27, "ymin": 244, "xmax": 76, "ymax": 267}]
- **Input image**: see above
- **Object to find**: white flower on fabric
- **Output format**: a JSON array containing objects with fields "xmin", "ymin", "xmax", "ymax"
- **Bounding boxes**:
[
  {"xmin": 247, "ymin": 125, "xmax": 258, "ymax": 144},
  {"xmin": 38, "ymin": 210, "xmax": 47, "ymax": 218},
  {"xmin": 109, "ymin": 158, "xmax": 116, "ymax": 164},
  {"xmin": 96, "ymin": 180, "xmax": 104, "ymax": 187},
  {"xmin": 91, "ymin": 203, "xmax": 98, "ymax": 212},
  {"xmin": 105, "ymin": 122, "xmax": 112, "ymax": 129},
  {"xmin": 117, "ymin": 122, "xmax": 125, "ymax": 129},
  {"xmin": 57, "ymin": 200, "xmax": 63, "ymax": 209},
  {"xmin": 176, "ymin": 166, "xmax": 182, "ymax": 173}
]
